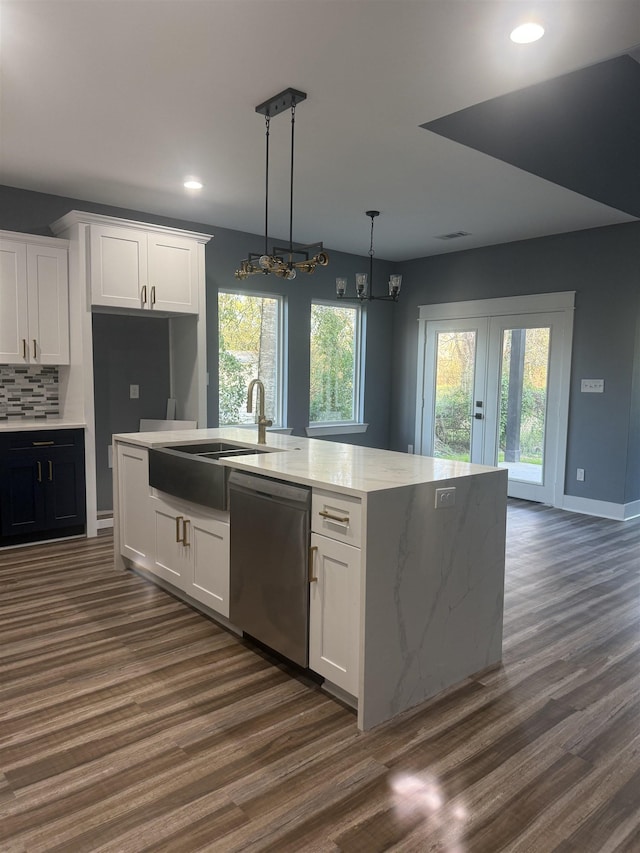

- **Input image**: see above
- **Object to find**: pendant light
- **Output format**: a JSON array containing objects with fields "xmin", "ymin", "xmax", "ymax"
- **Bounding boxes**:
[
  {"xmin": 235, "ymin": 88, "xmax": 329, "ymax": 281},
  {"xmin": 336, "ymin": 211, "xmax": 402, "ymax": 301}
]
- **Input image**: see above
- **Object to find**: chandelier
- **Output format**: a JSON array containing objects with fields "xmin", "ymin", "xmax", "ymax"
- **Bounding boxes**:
[
  {"xmin": 235, "ymin": 88, "xmax": 329, "ymax": 281},
  {"xmin": 336, "ymin": 210, "xmax": 402, "ymax": 302}
]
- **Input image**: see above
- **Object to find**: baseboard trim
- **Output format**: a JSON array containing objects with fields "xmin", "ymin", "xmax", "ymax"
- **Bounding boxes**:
[
  {"xmin": 97, "ymin": 516, "xmax": 114, "ymax": 530},
  {"xmin": 561, "ymin": 495, "xmax": 640, "ymax": 521}
]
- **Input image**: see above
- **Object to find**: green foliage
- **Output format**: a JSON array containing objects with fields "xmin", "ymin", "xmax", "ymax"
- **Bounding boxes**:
[{"xmin": 309, "ymin": 304, "xmax": 357, "ymax": 422}]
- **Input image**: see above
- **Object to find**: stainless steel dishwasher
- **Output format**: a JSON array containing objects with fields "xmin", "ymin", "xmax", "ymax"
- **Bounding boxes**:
[{"xmin": 228, "ymin": 470, "xmax": 311, "ymax": 667}]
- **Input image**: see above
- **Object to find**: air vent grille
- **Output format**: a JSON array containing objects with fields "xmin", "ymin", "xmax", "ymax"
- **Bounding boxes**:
[{"xmin": 435, "ymin": 230, "xmax": 471, "ymax": 241}]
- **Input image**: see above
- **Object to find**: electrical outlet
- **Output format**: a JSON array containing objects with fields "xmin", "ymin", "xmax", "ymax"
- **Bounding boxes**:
[
  {"xmin": 577, "ymin": 468, "xmax": 585, "ymax": 481},
  {"xmin": 129, "ymin": 384, "xmax": 139, "ymax": 399},
  {"xmin": 107, "ymin": 445, "xmax": 113, "ymax": 469},
  {"xmin": 435, "ymin": 486, "xmax": 456, "ymax": 509}
]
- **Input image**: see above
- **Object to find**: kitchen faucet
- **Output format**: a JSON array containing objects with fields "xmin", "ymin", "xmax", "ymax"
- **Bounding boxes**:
[{"xmin": 247, "ymin": 379, "xmax": 272, "ymax": 444}]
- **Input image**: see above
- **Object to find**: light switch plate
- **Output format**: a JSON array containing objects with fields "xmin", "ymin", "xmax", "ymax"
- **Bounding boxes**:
[
  {"xmin": 581, "ymin": 379, "xmax": 604, "ymax": 393},
  {"xmin": 129, "ymin": 384, "xmax": 139, "ymax": 399}
]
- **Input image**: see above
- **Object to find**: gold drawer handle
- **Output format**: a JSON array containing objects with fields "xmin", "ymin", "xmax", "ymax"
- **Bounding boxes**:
[
  {"xmin": 319, "ymin": 509, "xmax": 349, "ymax": 524},
  {"xmin": 182, "ymin": 519, "xmax": 190, "ymax": 547},
  {"xmin": 32, "ymin": 440, "xmax": 55, "ymax": 446},
  {"xmin": 175, "ymin": 515, "xmax": 183, "ymax": 542},
  {"xmin": 309, "ymin": 545, "xmax": 318, "ymax": 583}
]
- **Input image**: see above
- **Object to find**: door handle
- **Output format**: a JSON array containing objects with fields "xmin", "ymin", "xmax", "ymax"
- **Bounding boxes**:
[
  {"xmin": 36, "ymin": 460, "xmax": 42, "ymax": 483},
  {"xmin": 32, "ymin": 339, "xmax": 37, "ymax": 359},
  {"xmin": 175, "ymin": 515, "xmax": 183, "ymax": 542},
  {"xmin": 182, "ymin": 519, "xmax": 190, "ymax": 547},
  {"xmin": 141, "ymin": 285, "xmax": 147, "ymax": 305},
  {"xmin": 308, "ymin": 545, "xmax": 318, "ymax": 583},
  {"xmin": 22, "ymin": 339, "xmax": 27, "ymax": 359},
  {"xmin": 48, "ymin": 460, "xmax": 53, "ymax": 481},
  {"xmin": 150, "ymin": 285, "xmax": 156, "ymax": 306}
]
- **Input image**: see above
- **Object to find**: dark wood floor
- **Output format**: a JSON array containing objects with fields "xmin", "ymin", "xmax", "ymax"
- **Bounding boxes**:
[{"xmin": 1, "ymin": 501, "xmax": 639, "ymax": 852}]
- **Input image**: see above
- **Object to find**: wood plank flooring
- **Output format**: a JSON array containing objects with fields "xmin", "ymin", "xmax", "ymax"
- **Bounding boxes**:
[{"xmin": 1, "ymin": 500, "xmax": 639, "ymax": 851}]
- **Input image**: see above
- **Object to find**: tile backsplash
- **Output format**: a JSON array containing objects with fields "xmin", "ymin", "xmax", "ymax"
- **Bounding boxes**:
[{"xmin": 0, "ymin": 366, "xmax": 60, "ymax": 419}]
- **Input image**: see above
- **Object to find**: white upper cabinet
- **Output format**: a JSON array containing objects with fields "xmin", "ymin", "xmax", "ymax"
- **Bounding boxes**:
[
  {"xmin": 0, "ymin": 234, "xmax": 69, "ymax": 365},
  {"xmin": 88, "ymin": 221, "xmax": 201, "ymax": 314}
]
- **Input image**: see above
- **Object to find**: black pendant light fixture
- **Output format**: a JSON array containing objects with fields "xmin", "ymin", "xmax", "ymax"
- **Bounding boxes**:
[
  {"xmin": 235, "ymin": 88, "xmax": 329, "ymax": 281},
  {"xmin": 336, "ymin": 210, "xmax": 401, "ymax": 302}
]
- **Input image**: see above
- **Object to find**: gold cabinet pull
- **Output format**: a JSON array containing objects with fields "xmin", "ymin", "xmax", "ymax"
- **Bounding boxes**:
[
  {"xmin": 182, "ymin": 518, "xmax": 190, "ymax": 547},
  {"xmin": 308, "ymin": 545, "xmax": 318, "ymax": 583},
  {"xmin": 32, "ymin": 440, "xmax": 55, "ymax": 446},
  {"xmin": 32, "ymin": 339, "xmax": 37, "ymax": 359},
  {"xmin": 175, "ymin": 515, "xmax": 183, "ymax": 542},
  {"xmin": 36, "ymin": 460, "xmax": 42, "ymax": 483},
  {"xmin": 22, "ymin": 339, "xmax": 27, "ymax": 359},
  {"xmin": 48, "ymin": 460, "xmax": 53, "ymax": 481},
  {"xmin": 150, "ymin": 285, "xmax": 156, "ymax": 305},
  {"xmin": 319, "ymin": 509, "xmax": 349, "ymax": 524},
  {"xmin": 141, "ymin": 285, "xmax": 147, "ymax": 304}
]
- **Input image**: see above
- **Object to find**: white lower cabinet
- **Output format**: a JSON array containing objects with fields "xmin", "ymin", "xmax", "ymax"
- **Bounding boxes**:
[
  {"xmin": 150, "ymin": 493, "xmax": 229, "ymax": 617},
  {"xmin": 309, "ymin": 531, "xmax": 361, "ymax": 697},
  {"xmin": 117, "ymin": 444, "xmax": 153, "ymax": 570}
]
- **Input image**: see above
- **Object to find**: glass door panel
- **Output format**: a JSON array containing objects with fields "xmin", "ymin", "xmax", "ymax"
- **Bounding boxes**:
[
  {"xmin": 498, "ymin": 327, "xmax": 550, "ymax": 485},
  {"xmin": 421, "ymin": 318, "xmax": 488, "ymax": 461}
]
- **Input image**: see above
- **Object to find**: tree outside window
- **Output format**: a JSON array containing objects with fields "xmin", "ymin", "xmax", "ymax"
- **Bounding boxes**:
[
  {"xmin": 310, "ymin": 302, "xmax": 361, "ymax": 424},
  {"xmin": 218, "ymin": 291, "xmax": 282, "ymax": 426}
]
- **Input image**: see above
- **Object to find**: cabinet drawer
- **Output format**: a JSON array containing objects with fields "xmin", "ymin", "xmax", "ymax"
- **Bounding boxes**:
[{"xmin": 311, "ymin": 489, "xmax": 362, "ymax": 546}]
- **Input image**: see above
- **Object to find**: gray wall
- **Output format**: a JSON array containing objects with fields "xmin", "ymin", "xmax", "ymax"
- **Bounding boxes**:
[
  {"xmin": 390, "ymin": 222, "xmax": 640, "ymax": 505},
  {"xmin": 92, "ymin": 315, "xmax": 171, "ymax": 511}
]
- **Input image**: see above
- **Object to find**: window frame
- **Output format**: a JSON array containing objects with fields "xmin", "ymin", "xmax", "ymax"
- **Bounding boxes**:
[
  {"xmin": 307, "ymin": 299, "xmax": 366, "ymax": 435},
  {"xmin": 217, "ymin": 288, "xmax": 286, "ymax": 429}
]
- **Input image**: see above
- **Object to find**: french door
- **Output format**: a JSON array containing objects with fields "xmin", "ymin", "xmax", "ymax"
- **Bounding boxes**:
[{"xmin": 416, "ymin": 294, "xmax": 574, "ymax": 505}]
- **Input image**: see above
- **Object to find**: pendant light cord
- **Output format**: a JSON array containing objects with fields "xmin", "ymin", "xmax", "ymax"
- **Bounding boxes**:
[
  {"xmin": 289, "ymin": 102, "xmax": 296, "ymax": 255},
  {"xmin": 264, "ymin": 114, "xmax": 271, "ymax": 258},
  {"xmin": 369, "ymin": 212, "xmax": 375, "ymax": 296}
]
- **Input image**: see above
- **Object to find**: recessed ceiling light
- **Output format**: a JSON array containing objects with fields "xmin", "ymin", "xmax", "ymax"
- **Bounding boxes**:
[
  {"xmin": 183, "ymin": 178, "xmax": 203, "ymax": 190},
  {"xmin": 510, "ymin": 22, "xmax": 545, "ymax": 44}
]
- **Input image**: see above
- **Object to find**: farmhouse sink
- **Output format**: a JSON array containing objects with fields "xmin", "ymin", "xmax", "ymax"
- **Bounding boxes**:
[{"xmin": 148, "ymin": 442, "xmax": 274, "ymax": 510}]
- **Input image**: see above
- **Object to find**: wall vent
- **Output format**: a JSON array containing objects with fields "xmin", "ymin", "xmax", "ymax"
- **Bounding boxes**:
[{"xmin": 434, "ymin": 230, "xmax": 472, "ymax": 241}]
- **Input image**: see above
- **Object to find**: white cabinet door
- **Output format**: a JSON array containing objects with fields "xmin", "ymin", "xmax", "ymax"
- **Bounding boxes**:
[
  {"xmin": 0, "ymin": 238, "xmax": 69, "ymax": 365},
  {"xmin": 149, "ymin": 492, "xmax": 229, "ymax": 616},
  {"xmin": 26, "ymin": 244, "xmax": 69, "ymax": 364},
  {"xmin": 151, "ymin": 498, "xmax": 190, "ymax": 589},
  {"xmin": 89, "ymin": 224, "xmax": 148, "ymax": 310},
  {"xmin": 186, "ymin": 507, "xmax": 229, "ymax": 617},
  {"xmin": 309, "ymin": 532, "xmax": 361, "ymax": 697},
  {"xmin": 0, "ymin": 239, "xmax": 29, "ymax": 363},
  {"xmin": 148, "ymin": 234, "xmax": 199, "ymax": 314},
  {"xmin": 117, "ymin": 444, "xmax": 152, "ymax": 569}
]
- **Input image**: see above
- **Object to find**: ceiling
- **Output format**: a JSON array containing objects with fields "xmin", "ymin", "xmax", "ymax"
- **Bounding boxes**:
[{"xmin": 0, "ymin": 0, "xmax": 639, "ymax": 262}]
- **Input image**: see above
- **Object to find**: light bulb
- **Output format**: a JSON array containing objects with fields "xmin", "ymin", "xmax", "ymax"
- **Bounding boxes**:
[
  {"xmin": 258, "ymin": 255, "xmax": 271, "ymax": 270},
  {"xmin": 510, "ymin": 22, "xmax": 544, "ymax": 43},
  {"xmin": 285, "ymin": 267, "xmax": 297, "ymax": 280}
]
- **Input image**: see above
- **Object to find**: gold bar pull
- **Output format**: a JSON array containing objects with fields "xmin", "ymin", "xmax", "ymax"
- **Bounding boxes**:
[
  {"xmin": 22, "ymin": 339, "xmax": 27, "ymax": 359},
  {"xmin": 36, "ymin": 461, "xmax": 42, "ymax": 483},
  {"xmin": 308, "ymin": 545, "xmax": 318, "ymax": 583},
  {"xmin": 182, "ymin": 519, "xmax": 190, "ymax": 547},
  {"xmin": 175, "ymin": 515, "xmax": 183, "ymax": 542},
  {"xmin": 141, "ymin": 285, "xmax": 147, "ymax": 304},
  {"xmin": 32, "ymin": 440, "xmax": 55, "ymax": 446},
  {"xmin": 150, "ymin": 285, "xmax": 156, "ymax": 305},
  {"xmin": 319, "ymin": 509, "xmax": 349, "ymax": 524},
  {"xmin": 48, "ymin": 460, "xmax": 53, "ymax": 481},
  {"xmin": 32, "ymin": 339, "xmax": 37, "ymax": 359}
]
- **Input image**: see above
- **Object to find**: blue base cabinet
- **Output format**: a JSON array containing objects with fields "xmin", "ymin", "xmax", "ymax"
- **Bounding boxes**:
[{"xmin": 0, "ymin": 429, "xmax": 86, "ymax": 545}]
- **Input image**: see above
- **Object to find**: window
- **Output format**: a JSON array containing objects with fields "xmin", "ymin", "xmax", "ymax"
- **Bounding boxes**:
[
  {"xmin": 309, "ymin": 301, "xmax": 363, "ymax": 426},
  {"xmin": 218, "ymin": 291, "xmax": 284, "ymax": 427}
]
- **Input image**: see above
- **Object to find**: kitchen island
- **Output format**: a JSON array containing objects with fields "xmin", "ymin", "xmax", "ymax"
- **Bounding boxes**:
[{"xmin": 113, "ymin": 428, "xmax": 507, "ymax": 730}]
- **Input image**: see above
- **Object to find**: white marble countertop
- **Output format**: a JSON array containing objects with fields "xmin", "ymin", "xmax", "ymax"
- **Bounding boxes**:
[
  {"xmin": 114, "ymin": 427, "xmax": 502, "ymax": 496},
  {"xmin": 0, "ymin": 418, "xmax": 87, "ymax": 432}
]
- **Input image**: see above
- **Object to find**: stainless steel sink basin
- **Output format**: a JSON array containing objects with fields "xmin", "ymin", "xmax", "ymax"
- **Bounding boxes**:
[{"xmin": 148, "ymin": 442, "xmax": 272, "ymax": 510}]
